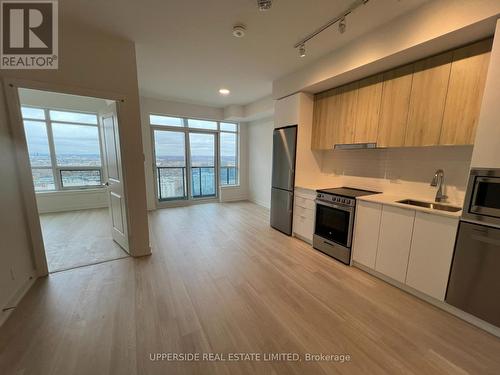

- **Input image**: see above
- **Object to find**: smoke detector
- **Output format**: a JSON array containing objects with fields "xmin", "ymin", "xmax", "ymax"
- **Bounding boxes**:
[
  {"xmin": 258, "ymin": 0, "xmax": 272, "ymax": 11},
  {"xmin": 232, "ymin": 24, "xmax": 246, "ymax": 38}
]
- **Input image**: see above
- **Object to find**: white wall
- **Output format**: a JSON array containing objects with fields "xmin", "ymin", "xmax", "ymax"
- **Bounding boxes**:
[
  {"xmin": 320, "ymin": 146, "xmax": 473, "ymax": 206},
  {"xmin": 0, "ymin": 88, "xmax": 36, "ymax": 325},
  {"xmin": 139, "ymin": 96, "xmax": 248, "ymax": 209},
  {"xmin": 247, "ymin": 117, "xmax": 274, "ymax": 208},
  {"xmin": 36, "ymin": 189, "xmax": 108, "ymax": 214},
  {"xmin": 0, "ymin": 20, "xmax": 151, "ymax": 321},
  {"xmin": 471, "ymin": 19, "xmax": 500, "ymax": 168}
]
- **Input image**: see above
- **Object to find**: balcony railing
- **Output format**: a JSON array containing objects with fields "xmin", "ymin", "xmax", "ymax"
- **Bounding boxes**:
[
  {"xmin": 220, "ymin": 166, "xmax": 237, "ymax": 186},
  {"xmin": 157, "ymin": 166, "xmax": 187, "ymax": 201},
  {"xmin": 191, "ymin": 167, "xmax": 216, "ymax": 198},
  {"xmin": 157, "ymin": 166, "xmax": 237, "ymax": 201}
]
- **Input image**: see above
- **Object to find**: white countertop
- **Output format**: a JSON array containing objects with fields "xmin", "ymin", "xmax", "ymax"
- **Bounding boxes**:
[{"xmin": 357, "ymin": 193, "xmax": 462, "ymax": 219}]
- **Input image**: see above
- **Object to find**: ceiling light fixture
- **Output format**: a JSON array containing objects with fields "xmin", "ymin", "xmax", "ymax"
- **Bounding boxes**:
[
  {"xmin": 219, "ymin": 88, "xmax": 230, "ymax": 96},
  {"xmin": 339, "ymin": 17, "xmax": 346, "ymax": 34},
  {"xmin": 299, "ymin": 44, "xmax": 306, "ymax": 58},
  {"xmin": 293, "ymin": 0, "xmax": 369, "ymax": 57},
  {"xmin": 257, "ymin": 0, "xmax": 272, "ymax": 11}
]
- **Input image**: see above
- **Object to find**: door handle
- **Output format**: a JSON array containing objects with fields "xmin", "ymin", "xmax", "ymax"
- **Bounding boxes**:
[
  {"xmin": 103, "ymin": 182, "xmax": 109, "ymax": 187},
  {"xmin": 288, "ymin": 169, "xmax": 294, "ymax": 188}
]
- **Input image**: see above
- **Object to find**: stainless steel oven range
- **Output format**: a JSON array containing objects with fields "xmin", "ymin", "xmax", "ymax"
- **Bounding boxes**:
[{"xmin": 313, "ymin": 187, "xmax": 380, "ymax": 265}]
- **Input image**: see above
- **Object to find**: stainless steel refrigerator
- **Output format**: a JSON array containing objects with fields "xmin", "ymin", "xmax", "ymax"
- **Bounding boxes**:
[{"xmin": 270, "ymin": 125, "xmax": 297, "ymax": 235}]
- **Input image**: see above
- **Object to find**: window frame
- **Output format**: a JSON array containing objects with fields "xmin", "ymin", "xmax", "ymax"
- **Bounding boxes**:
[
  {"xmin": 148, "ymin": 114, "xmax": 240, "ymax": 204},
  {"xmin": 22, "ymin": 105, "xmax": 105, "ymax": 192}
]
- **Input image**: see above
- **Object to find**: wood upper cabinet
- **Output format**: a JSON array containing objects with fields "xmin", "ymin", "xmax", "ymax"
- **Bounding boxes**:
[
  {"xmin": 377, "ymin": 64, "xmax": 414, "ymax": 147},
  {"xmin": 353, "ymin": 74, "xmax": 383, "ymax": 144},
  {"xmin": 333, "ymin": 82, "xmax": 358, "ymax": 145},
  {"xmin": 439, "ymin": 39, "xmax": 492, "ymax": 145},
  {"xmin": 310, "ymin": 39, "xmax": 492, "ymax": 150},
  {"xmin": 405, "ymin": 52, "xmax": 453, "ymax": 147},
  {"xmin": 311, "ymin": 90, "xmax": 334, "ymax": 150}
]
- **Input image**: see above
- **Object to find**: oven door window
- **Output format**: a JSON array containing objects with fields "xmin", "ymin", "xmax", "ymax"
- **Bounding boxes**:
[
  {"xmin": 472, "ymin": 178, "xmax": 500, "ymax": 216},
  {"xmin": 315, "ymin": 204, "xmax": 350, "ymax": 246}
]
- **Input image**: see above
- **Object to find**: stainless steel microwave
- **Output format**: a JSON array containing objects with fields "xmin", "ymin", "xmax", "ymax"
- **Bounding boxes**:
[{"xmin": 462, "ymin": 168, "xmax": 500, "ymax": 227}]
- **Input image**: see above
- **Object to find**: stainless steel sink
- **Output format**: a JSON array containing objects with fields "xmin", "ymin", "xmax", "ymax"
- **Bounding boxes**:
[{"xmin": 396, "ymin": 199, "xmax": 461, "ymax": 212}]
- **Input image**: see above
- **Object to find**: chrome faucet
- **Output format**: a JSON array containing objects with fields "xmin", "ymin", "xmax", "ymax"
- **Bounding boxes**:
[{"xmin": 431, "ymin": 169, "xmax": 448, "ymax": 203}]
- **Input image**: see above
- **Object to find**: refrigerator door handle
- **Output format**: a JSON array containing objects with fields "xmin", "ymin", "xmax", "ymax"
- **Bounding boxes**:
[
  {"xmin": 287, "ymin": 194, "xmax": 293, "ymax": 212},
  {"xmin": 288, "ymin": 169, "xmax": 294, "ymax": 189}
]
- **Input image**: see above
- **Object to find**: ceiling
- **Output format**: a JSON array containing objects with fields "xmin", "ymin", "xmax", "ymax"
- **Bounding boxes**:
[{"xmin": 62, "ymin": 0, "xmax": 428, "ymax": 107}]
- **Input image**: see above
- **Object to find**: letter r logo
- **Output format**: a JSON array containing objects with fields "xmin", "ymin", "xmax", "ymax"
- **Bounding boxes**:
[{"xmin": 2, "ymin": 1, "xmax": 53, "ymax": 54}]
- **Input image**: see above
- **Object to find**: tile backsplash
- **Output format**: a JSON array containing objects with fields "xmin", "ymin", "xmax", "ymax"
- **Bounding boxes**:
[{"xmin": 319, "ymin": 146, "xmax": 473, "ymax": 205}]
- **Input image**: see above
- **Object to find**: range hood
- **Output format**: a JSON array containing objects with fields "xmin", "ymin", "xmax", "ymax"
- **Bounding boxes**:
[{"xmin": 334, "ymin": 143, "xmax": 377, "ymax": 150}]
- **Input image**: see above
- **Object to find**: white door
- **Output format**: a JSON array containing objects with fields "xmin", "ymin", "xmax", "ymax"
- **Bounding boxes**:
[{"xmin": 100, "ymin": 101, "xmax": 129, "ymax": 252}]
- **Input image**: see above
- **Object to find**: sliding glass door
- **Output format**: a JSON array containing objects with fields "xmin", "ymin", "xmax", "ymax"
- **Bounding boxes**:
[
  {"xmin": 154, "ymin": 130, "xmax": 187, "ymax": 201},
  {"xmin": 152, "ymin": 128, "xmax": 218, "ymax": 203},
  {"xmin": 189, "ymin": 132, "xmax": 216, "ymax": 198}
]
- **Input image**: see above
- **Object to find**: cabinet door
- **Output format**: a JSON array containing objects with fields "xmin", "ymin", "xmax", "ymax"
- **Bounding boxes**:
[
  {"xmin": 352, "ymin": 201, "xmax": 382, "ymax": 268},
  {"xmin": 333, "ymin": 82, "xmax": 358, "ymax": 145},
  {"xmin": 377, "ymin": 64, "xmax": 414, "ymax": 147},
  {"xmin": 375, "ymin": 205, "xmax": 415, "ymax": 283},
  {"xmin": 406, "ymin": 212, "xmax": 458, "ymax": 300},
  {"xmin": 293, "ymin": 205, "xmax": 315, "ymax": 243},
  {"xmin": 311, "ymin": 91, "xmax": 331, "ymax": 150},
  {"xmin": 311, "ymin": 88, "xmax": 340, "ymax": 150},
  {"xmin": 353, "ymin": 74, "xmax": 383, "ymax": 144},
  {"xmin": 405, "ymin": 52, "xmax": 452, "ymax": 146},
  {"xmin": 440, "ymin": 39, "xmax": 492, "ymax": 145}
]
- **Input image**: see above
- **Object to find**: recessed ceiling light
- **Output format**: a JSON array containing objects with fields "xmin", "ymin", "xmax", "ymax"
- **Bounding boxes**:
[{"xmin": 219, "ymin": 88, "xmax": 230, "ymax": 96}]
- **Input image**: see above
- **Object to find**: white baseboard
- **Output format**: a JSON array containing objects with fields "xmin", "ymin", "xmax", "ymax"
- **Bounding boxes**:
[
  {"xmin": 249, "ymin": 198, "xmax": 270, "ymax": 209},
  {"xmin": 0, "ymin": 276, "xmax": 37, "ymax": 327},
  {"xmin": 36, "ymin": 189, "xmax": 108, "ymax": 214},
  {"xmin": 353, "ymin": 261, "xmax": 500, "ymax": 338}
]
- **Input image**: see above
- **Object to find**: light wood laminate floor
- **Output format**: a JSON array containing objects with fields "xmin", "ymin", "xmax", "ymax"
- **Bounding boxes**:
[
  {"xmin": 1, "ymin": 202, "xmax": 499, "ymax": 374},
  {"xmin": 40, "ymin": 208, "xmax": 128, "ymax": 272}
]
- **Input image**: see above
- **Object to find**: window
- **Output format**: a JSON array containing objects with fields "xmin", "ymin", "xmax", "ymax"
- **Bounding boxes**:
[
  {"xmin": 22, "ymin": 106, "xmax": 103, "ymax": 191},
  {"xmin": 149, "ymin": 115, "xmax": 239, "ymax": 202},
  {"xmin": 220, "ymin": 131, "xmax": 238, "ymax": 186},
  {"xmin": 149, "ymin": 114, "xmax": 183, "ymax": 127}
]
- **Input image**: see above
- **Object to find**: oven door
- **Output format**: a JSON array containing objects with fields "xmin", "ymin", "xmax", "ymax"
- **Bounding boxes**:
[
  {"xmin": 470, "ymin": 177, "xmax": 500, "ymax": 217},
  {"xmin": 314, "ymin": 200, "xmax": 354, "ymax": 248}
]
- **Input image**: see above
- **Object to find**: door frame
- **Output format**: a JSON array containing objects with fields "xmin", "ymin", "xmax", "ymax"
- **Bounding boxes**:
[
  {"xmin": 2, "ymin": 77, "xmax": 129, "ymax": 277},
  {"xmin": 150, "ymin": 122, "xmax": 219, "ymax": 208}
]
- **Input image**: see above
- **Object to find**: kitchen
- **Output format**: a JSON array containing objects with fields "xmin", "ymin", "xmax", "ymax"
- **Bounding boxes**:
[{"xmin": 270, "ymin": 26, "xmax": 500, "ymax": 337}]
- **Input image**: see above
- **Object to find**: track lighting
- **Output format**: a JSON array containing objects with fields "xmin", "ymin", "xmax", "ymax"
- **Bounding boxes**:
[
  {"xmin": 299, "ymin": 44, "xmax": 306, "ymax": 58},
  {"xmin": 294, "ymin": 0, "xmax": 369, "ymax": 57},
  {"xmin": 339, "ymin": 17, "xmax": 346, "ymax": 34}
]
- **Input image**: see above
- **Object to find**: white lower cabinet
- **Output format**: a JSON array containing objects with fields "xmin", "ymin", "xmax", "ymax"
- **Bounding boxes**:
[
  {"xmin": 374, "ymin": 205, "xmax": 416, "ymax": 283},
  {"xmin": 352, "ymin": 201, "xmax": 382, "ymax": 268},
  {"xmin": 353, "ymin": 200, "xmax": 459, "ymax": 301},
  {"xmin": 405, "ymin": 212, "xmax": 459, "ymax": 300},
  {"xmin": 293, "ymin": 190, "xmax": 316, "ymax": 243}
]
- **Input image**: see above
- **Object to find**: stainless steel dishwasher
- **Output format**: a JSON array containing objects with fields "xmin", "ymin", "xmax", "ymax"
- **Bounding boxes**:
[{"xmin": 446, "ymin": 221, "xmax": 500, "ymax": 327}]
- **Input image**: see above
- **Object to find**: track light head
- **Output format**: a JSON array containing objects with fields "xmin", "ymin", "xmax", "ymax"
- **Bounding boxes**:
[
  {"xmin": 339, "ymin": 17, "xmax": 346, "ymax": 34},
  {"xmin": 299, "ymin": 44, "xmax": 306, "ymax": 58}
]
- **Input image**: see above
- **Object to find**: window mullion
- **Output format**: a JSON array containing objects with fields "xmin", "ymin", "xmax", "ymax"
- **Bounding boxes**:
[{"xmin": 45, "ymin": 109, "xmax": 61, "ymax": 191}]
